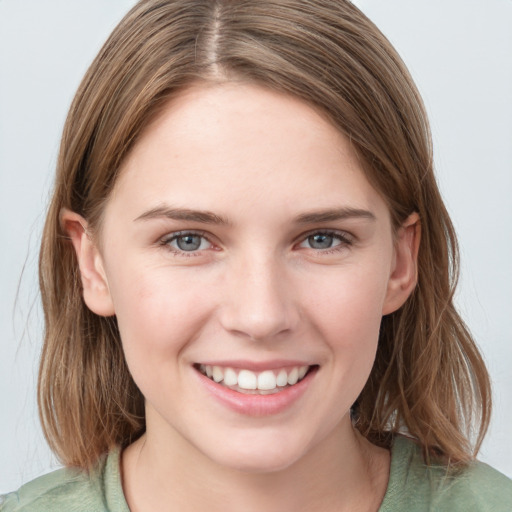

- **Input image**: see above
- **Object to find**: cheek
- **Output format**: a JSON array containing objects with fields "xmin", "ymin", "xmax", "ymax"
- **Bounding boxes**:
[
  {"xmin": 301, "ymin": 262, "xmax": 389, "ymax": 391},
  {"xmin": 302, "ymin": 261, "xmax": 390, "ymax": 338},
  {"xmin": 105, "ymin": 263, "xmax": 216, "ymax": 369}
]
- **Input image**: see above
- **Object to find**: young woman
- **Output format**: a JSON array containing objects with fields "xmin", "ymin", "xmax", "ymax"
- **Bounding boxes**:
[{"xmin": 2, "ymin": 0, "xmax": 511, "ymax": 510}]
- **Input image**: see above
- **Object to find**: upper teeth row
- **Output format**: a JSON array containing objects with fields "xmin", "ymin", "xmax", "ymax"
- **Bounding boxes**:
[{"xmin": 199, "ymin": 365, "xmax": 309, "ymax": 391}]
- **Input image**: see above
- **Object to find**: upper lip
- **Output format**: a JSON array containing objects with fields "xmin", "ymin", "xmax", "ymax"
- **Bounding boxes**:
[{"xmin": 194, "ymin": 360, "xmax": 313, "ymax": 371}]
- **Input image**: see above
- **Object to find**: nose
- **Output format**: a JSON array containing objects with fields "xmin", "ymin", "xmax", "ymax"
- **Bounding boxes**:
[{"xmin": 218, "ymin": 254, "xmax": 299, "ymax": 342}]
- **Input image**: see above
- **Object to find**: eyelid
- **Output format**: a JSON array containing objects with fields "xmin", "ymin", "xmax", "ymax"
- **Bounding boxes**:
[
  {"xmin": 160, "ymin": 229, "xmax": 204, "ymax": 242},
  {"xmin": 296, "ymin": 228, "xmax": 354, "ymax": 244}
]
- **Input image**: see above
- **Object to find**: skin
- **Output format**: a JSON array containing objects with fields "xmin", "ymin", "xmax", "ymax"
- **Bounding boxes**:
[{"xmin": 63, "ymin": 83, "xmax": 420, "ymax": 512}]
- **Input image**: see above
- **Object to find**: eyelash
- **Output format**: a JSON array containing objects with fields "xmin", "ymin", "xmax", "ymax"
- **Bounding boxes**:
[{"xmin": 158, "ymin": 229, "xmax": 354, "ymax": 257}]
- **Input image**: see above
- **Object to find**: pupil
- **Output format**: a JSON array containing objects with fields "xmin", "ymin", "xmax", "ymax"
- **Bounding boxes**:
[
  {"xmin": 309, "ymin": 234, "xmax": 333, "ymax": 249},
  {"xmin": 177, "ymin": 235, "xmax": 201, "ymax": 251}
]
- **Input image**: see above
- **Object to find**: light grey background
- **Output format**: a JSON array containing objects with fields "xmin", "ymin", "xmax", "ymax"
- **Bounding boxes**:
[{"xmin": 1, "ymin": 0, "xmax": 511, "ymax": 493}]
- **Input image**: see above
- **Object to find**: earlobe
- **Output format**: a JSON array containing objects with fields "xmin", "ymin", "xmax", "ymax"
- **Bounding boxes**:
[
  {"xmin": 60, "ymin": 208, "xmax": 115, "ymax": 317},
  {"xmin": 382, "ymin": 212, "xmax": 421, "ymax": 315}
]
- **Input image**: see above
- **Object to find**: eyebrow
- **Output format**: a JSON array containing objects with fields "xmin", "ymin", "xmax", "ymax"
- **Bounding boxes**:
[
  {"xmin": 134, "ymin": 206, "xmax": 231, "ymax": 225},
  {"xmin": 293, "ymin": 207, "xmax": 376, "ymax": 224},
  {"xmin": 134, "ymin": 205, "xmax": 375, "ymax": 225}
]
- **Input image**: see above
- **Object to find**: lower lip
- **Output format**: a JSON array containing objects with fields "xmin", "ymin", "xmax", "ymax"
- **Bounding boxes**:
[{"xmin": 195, "ymin": 367, "xmax": 317, "ymax": 417}]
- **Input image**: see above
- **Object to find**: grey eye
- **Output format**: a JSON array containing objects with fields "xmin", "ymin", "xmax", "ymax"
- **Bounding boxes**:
[
  {"xmin": 175, "ymin": 234, "xmax": 203, "ymax": 251},
  {"xmin": 307, "ymin": 233, "xmax": 336, "ymax": 249},
  {"xmin": 162, "ymin": 231, "xmax": 213, "ymax": 254}
]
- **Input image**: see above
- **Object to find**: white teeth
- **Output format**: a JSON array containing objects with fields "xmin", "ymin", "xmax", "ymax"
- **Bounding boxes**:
[
  {"xmin": 223, "ymin": 367, "xmax": 238, "ymax": 386},
  {"xmin": 298, "ymin": 366, "xmax": 308, "ymax": 380},
  {"xmin": 212, "ymin": 366, "xmax": 223, "ymax": 383},
  {"xmin": 287, "ymin": 367, "xmax": 299, "ymax": 385},
  {"xmin": 238, "ymin": 370, "xmax": 257, "ymax": 390},
  {"xmin": 276, "ymin": 369, "xmax": 288, "ymax": 387},
  {"xmin": 257, "ymin": 370, "xmax": 277, "ymax": 390},
  {"xmin": 199, "ymin": 365, "xmax": 311, "ymax": 391}
]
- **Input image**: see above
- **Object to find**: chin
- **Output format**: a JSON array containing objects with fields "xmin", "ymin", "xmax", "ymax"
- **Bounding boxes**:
[
  {"xmin": 200, "ymin": 431, "xmax": 312, "ymax": 474},
  {"xmin": 214, "ymin": 450, "xmax": 301, "ymax": 474}
]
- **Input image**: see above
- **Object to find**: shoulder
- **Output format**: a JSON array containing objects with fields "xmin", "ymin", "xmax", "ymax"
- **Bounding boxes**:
[
  {"xmin": 427, "ymin": 457, "xmax": 512, "ymax": 511},
  {"xmin": 381, "ymin": 436, "xmax": 512, "ymax": 512},
  {"xmin": 0, "ymin": 448, "xmax": 129, "ymax": 512},
  {"xmin": 0, "ymin": 466, "xmax": 103, "ymax": 512}
]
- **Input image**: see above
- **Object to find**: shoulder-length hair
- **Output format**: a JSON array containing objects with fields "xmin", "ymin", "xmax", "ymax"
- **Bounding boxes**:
[{"xmin": 38, "ymin": 0, "xmax": 491, "ymax": 469}]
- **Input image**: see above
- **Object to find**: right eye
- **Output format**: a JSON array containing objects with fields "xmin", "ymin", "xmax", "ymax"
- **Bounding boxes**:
[{"xmin": 161, "ymin": 231, "xmax": 213, "ymax": 255}]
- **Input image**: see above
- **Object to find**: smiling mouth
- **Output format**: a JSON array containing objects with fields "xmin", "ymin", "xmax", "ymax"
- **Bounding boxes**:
[{"xmin": 195, "ymin": 364, "xmax": 315, "ymax": 395}]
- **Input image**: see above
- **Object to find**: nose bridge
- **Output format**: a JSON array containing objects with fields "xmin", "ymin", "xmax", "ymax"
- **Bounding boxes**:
[{"xmin": 220, "ymin": 249, "xmax": 298, "ymax": 341}]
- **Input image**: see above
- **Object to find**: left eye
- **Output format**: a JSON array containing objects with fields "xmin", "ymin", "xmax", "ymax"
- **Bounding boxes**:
[
  {"xmin": 298, "ymin": 232, "xmax": 346, "ymax": 250},
  {"xmin": 165, "ymin": 232, "xmax": 212, "ymax": 252}
]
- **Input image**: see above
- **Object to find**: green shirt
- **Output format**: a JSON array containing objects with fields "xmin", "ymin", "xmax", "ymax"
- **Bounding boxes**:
[{"xmin": 1, "ymin": 436, "xmax": 511, "ymax": 511}]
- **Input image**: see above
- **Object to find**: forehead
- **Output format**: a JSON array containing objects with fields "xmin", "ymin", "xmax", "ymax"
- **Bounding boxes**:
[{"xmin": 108, "ymin": 83, "xmax": 388, "ymax": 225}]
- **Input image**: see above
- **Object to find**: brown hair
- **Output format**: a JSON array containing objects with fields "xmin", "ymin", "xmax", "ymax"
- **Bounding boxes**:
[{"xmin": 38, "ymin": 0, "xmax": 491, "ymax": 469}]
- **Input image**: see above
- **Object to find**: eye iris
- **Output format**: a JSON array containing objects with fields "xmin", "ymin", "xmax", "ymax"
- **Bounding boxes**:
[
  {"xmin": 176, "ymin": 235, "xmax": 202, "ymax": 251},
  {"xmin": 309, "ymin": 234, "xmax": 333, "ymax": 249}
]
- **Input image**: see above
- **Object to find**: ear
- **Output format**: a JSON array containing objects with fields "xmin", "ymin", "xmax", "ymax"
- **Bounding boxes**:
[
  {"xmin": 60, "ymin": 208, "xmax": 115, "ymax": 317},
  {"xmin": 382, "ymin": 212, "xmax": 421, "ymax": 315}
]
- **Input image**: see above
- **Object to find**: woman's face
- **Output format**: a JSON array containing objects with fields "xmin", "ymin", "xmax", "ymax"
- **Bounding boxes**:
[{"xmin": 76, "ymin": 83, "xmax": 417, "ymax": 472}]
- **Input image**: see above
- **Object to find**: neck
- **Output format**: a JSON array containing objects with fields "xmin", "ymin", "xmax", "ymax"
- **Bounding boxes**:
[{"xmin": 121, "ymin": 420, "xmax": 390, "ymax": 512}]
